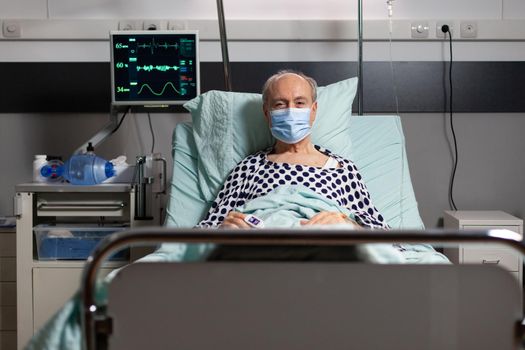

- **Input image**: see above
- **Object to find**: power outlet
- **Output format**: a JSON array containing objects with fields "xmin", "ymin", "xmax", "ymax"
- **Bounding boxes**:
[
  {"xmin": 118, "ymin": 20, "xmax": 141, "ymax": 31},
  {"xmin": 2, "ymin": 21, "xmax": 21, "ymax": 38},
  {"xmin": 436, "ymin": 22, "xmax": 453, "ymax": 39},
  {"xmin": 411, "ymin": 21, "xmax": 429, "ymax": 39},
  {"xmin": 168, "ymin": 21, "xmax": 188, "ymax": 30},
  {"xmin": 460, "ymin": 21, "xmax": 477, "ymax": 38},
  {"xmin": 143, "ymin": 21, "xmax": 162, "ymax": 31}
]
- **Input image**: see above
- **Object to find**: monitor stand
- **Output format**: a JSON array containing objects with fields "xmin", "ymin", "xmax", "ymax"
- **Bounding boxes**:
[{"xmin": 73, "ymin": 104, "xmax": 122, "ymax": 155}]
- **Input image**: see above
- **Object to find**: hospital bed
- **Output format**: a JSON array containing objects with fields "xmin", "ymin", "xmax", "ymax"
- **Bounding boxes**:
[
  {"xmin": 82, "ymin": 229, "xmax": 525, "ymax": 350},
  {"xmin": 76, "ymin": 79, "xmax": 525, "ymax": 349}
]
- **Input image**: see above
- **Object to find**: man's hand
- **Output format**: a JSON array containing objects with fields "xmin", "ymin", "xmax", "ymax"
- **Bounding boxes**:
[
  {"xmin": 300, "ymin": 211, "xmax": 362, "ymax": 228},
  {"xmin": 220, "ymin": 211, "xmax": 252, "ymax": 229}
]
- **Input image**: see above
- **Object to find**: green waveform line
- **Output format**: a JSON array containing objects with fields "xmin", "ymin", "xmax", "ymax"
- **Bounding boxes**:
[
  {"xmin": 137, "ymin": 40, "xmax": 179, "ymax": 54},
  {"xmin": 136, "ymin": 65, "xmax": 179, "ymax": 72},
  {"xmin": 137, "ymin": 82, "xmax": 182, "ymax": 96}
]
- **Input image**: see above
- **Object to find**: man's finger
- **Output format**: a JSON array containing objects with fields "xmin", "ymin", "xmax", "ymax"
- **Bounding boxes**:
[
  {"xmin": 229, "ymin": 217, "xmax": 251, "ymax": 228},
  {"xmin": 307, "ymin": 211, "xmax": 331, "ymax": 225},
  {"xmin": 228, "ymin": 211, "xmax": 247, "ymax": 219}
]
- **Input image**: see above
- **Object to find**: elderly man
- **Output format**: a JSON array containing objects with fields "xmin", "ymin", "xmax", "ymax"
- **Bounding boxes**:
[{"xmin": 196, "ymin": 70, "xmax": 388, "ymax": 230}]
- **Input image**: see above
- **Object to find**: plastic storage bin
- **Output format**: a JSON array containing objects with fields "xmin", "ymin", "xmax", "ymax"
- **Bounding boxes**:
[{"xmin": 34, "ymin": 224, "xmax": 129, "ymax": 261}]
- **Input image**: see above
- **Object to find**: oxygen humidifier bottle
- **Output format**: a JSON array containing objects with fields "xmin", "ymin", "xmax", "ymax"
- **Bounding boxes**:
[
  {"xmin": 33, "ymin": 155, "xmax": 48, "ymax": 182},
  {"xmin": 62, "ymin": 154, "xmax": 115, "ymax": 185}
]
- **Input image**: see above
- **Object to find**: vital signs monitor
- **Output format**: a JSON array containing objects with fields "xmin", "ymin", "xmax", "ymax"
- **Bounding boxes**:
[{"xmin": 110, "ymin": 30, "xmax": 199, "ymax": 106}]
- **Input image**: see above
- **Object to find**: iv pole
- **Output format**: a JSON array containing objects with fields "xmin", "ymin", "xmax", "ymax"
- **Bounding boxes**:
[{"xmin": 216, "ymin": 0, "xmax": 233, "ymax": 91}]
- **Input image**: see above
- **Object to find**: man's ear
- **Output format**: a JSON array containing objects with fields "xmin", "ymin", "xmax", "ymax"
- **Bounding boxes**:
[
  {"xmin": 263, "ymin": 105, "xmax": 271, "ymax": 125},
  {"xmin": 310, "ymin": 101, "xmax": 318, "ymax": 124}
]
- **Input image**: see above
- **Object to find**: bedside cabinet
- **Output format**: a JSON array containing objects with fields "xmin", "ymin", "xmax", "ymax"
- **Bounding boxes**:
[
  {"xmin": 15, "ymin": 183, "xmax": 136, "ymax": 349},
  {"xmin": 443, "ymin": 210, "xmax": 523, "ymax": 285}
]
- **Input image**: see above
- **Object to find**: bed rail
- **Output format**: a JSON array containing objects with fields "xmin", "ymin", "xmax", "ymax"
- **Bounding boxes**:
[{"xmin": 81, "ymin": 228, "xmax": 525, "ymax": 350}]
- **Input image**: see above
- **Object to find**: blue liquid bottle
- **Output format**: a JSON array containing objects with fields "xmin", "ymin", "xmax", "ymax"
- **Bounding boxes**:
[{"xmin": 60, "ymin": 154, "xmax": 115, "ymax": 185}]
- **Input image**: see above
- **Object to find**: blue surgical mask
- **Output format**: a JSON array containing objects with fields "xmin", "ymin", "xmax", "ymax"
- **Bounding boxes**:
[{"xmin": 270, "ymin": 108, "xmax": 312, "ymax": 144}]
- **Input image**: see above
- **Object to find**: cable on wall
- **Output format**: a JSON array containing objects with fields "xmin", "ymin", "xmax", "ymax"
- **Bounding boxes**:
[{"xmin": 442, "ymin": 25, "xmax": 459, "ymax": 211}]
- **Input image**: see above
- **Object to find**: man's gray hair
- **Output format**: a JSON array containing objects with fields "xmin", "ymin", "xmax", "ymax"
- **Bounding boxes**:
[{"xmin": 262, "ymin": 70, "xmax": 318, "ymax": 106}]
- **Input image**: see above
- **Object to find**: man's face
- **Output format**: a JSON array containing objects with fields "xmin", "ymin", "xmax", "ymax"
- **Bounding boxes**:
[{"xmin": 264, "ymin": 74, "xmax": 317, "ymax": 126}]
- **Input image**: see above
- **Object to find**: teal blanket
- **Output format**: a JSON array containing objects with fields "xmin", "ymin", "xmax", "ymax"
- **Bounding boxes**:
[
  {"xmin": 237, "ymin": 185, "xmax": 356, "ymax": 227},
  {"xmin": 27, "ymin": 186, "xmax": 448, "ymax": 350}
]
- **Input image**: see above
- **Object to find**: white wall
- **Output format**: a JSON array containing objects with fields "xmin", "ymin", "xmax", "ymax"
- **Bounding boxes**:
[
  {"xmin": 1, "ymin": 0, "xmax": 525, "ymax": 227},
  {"xmin": 1, "ymin": 0, "xmax": 522, "ymax": 20}
]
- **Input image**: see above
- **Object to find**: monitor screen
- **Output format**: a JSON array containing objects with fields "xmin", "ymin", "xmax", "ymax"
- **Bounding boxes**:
[{"xmin": 110, "ymin": 30, "xmax": 199, "ymax": 106}]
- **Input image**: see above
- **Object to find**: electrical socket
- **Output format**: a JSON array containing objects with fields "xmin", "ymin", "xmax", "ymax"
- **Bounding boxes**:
[
  {"xmin": 118, "ymin": 20, "xmax": 141, "ymax": 31},
  {"xmin": 2, "ymin": 21, "xmax": 21, "ymax": 38},
  {"xmin": 168, "ymin": 21, "xmax": 188, "ymax": 30},
  {"xmin": 143, "ymin": 20, "xmax": 162, "ymax": 31},
  {"xmin": 411, "ymin": 21, "xmax": 429, "ymax": 39},
  {"xmin": 436, "ymin": 21, "xmax": 453, "ymax": 39},
  {"xmin": 460, "ymin": 21, "xmax": 477, "ymax": 38}
]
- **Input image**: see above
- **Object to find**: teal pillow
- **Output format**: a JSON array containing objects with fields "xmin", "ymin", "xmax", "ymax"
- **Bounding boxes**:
[
  {"xmin": 183, "ymin": 77, "xmax": 358, "ymax": 201},
  {"xmin": 313, "ymin": 77, "xmax": 358, "ymax": 158}
]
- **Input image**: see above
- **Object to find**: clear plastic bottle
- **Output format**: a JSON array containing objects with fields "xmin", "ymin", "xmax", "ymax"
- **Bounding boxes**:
[{"xmin": 42, "ymin": 153, "xmax": 115, "ymax": 185}]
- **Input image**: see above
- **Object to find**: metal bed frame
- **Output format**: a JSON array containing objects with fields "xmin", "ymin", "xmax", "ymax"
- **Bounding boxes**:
[{"xmin": 81, "ymin": 228, "xmax": 525, "ymax": 350}]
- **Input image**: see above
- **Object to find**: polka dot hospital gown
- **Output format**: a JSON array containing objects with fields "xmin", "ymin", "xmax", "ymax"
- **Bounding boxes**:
[{"xmin": 196, "ymin": 145, "xmax": 389, "ymax": 229}]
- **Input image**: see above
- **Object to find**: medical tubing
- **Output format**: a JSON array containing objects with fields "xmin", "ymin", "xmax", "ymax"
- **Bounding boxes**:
[
  {"xmin": 81, "ymin": 227, "xmax": 525, "ymax": 350},
  {"xmin": 387, "ymin": 0, "xmax": 402, "ymax": 225},
  {"xmin": 445, "ymin": 29, "xmax": 459, "ymax": 211},
  {"xmin": 387, "ymin": 2, "xmax": 400, "ymax": 116},
  {"xmin": 386, "ymin": 0, "xmax": 394, "ymax": 33}
]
